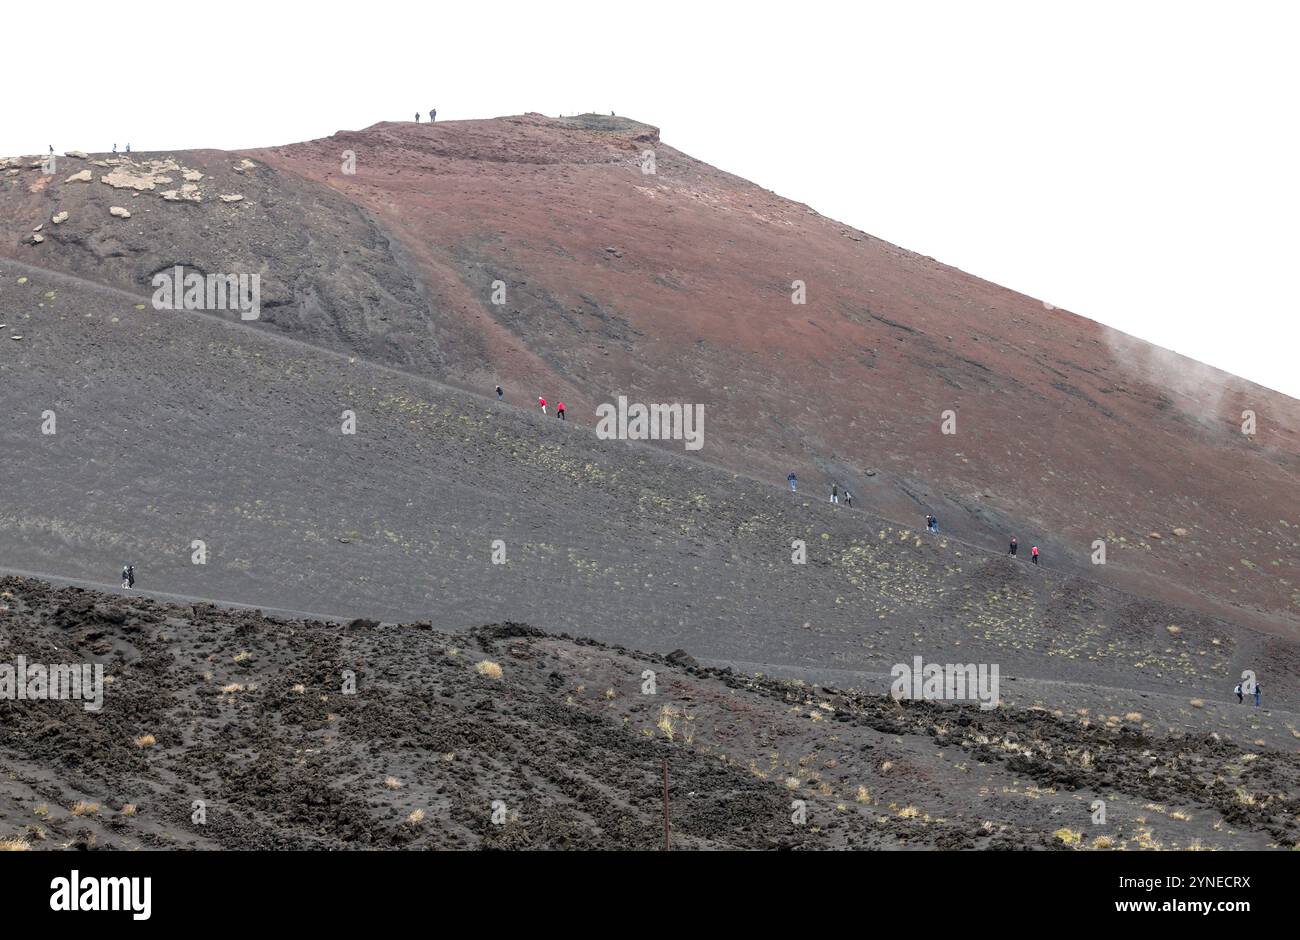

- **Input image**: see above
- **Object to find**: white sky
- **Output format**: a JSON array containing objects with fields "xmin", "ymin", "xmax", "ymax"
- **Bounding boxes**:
[{"xmin": 9, "ymin": 0, "xmax": 1298, "ymax": 399}]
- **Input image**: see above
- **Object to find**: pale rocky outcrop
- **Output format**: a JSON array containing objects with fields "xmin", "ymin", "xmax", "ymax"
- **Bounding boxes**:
[
  {"xmin": 161, "ymin": 183, "xmax": 202, "ymax": 202},
  {"xmin": 31, "ymin": 233, "xmax": 45, "ymax": 243},
  {"xmin": 65, "ymin": 169, "xmax": 93, "ymax": 183},
  {"xmin": 52, "ymin": 211, "xmax": 69, "ymax": 224},
  {"xmin": 67, "ymin": 150, "xmax": 88, "ymax": 159},
  {"xmin": 219, "ymin": 193, "xmax": 245, "ymax": 203},
  {"xmin": 110, "ymin": 206, "xmax": 131, "ymax": 218},
  {"xmin": 101, "ymin": 158, "xmax": 181, "ymax": 191}
]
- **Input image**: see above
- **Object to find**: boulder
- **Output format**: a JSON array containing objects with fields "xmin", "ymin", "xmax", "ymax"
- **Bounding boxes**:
[
  {"xmin": 65, "ymin": 169, "xmax": 93, "ymax": 183},
  {"xmin": 52, "ymin": 211, "xmax": 69, "ymax": 224},
  {"xmin": 218, "ymin": 193, "xmax": 244, "ymax": 203},
  {"xmin": 109, "ymin": 206, "xmax": 131, "ymax": 219}
]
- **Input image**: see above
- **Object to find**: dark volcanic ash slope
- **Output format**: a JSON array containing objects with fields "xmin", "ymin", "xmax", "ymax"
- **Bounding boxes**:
[
  {"xmin": 2, "ymin": 259, "xmax": 1299, "ymax": 726},
  {"xmin": 0, "ymin": 577, "xmax": 1295, "ymax": 851},
  {"xmin": 0, "ymin": 150, "xmax": 441, "ymax": 371}
]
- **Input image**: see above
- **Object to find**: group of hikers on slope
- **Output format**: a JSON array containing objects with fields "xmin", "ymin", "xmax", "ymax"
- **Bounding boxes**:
[
  {"xmin": 1007, "ymin": 536, "xmax": 1039, "ymax": 564},
  {"xmin": 788, "ymin": 472, "xmax": 1044, "ymax": 565},
  {"xmin": 496, "ymin": 385, "xmax": 566, "ymax": 420}
]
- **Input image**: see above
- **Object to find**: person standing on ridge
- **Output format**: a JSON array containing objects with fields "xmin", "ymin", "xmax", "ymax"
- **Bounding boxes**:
[
  {"xmin": 1254, "ymin": 681, "xmax": 1262, "ymax": 707},
  {"xmin": 831, "ymin": 483, "xmax": 839, "ymax": 505},
  {"xmin": 430, "ymin": 109, "xmax": 437, "ymax": 122},
  {"xmin": 788, "ymin": 472, "xmax": 797, "ymax": 494},
  {"xmin": 538, "ymin": 397, "xmax": 547, "ymax": 415},
  {"xmin": 1235, "ymin": 682, "xmax": 1243, "ymax": 704},
  {"xmin": 112, "ymin": 143, "xmax": 117, "ymax": 153},
  {"xmin": 496, "ymin": 385, "xmax": 504, "ymax": 400},
  {"xmin": 415, "ymin": 112, "xmax": 420, "ymax": 123},
  {"xmin": 125, "ymin": 143, "xmax": 130, "ymax": 154},
  {"xmin": 557, "ymin": 402, "xmax": 566, "ymax": 421},
  {"xmin": 843, "ymin": 489, "xmax": 853, "ymax": 508},
  {"xmin": 121, "ymin": 565, "xmax": 130, "ymax": 589},
  {"xmin": 1031, "ymin": 545, "xmax": 1039, "ymax": 565},
  {"xmin": 127, "ymin": 565, "xmax": 136, "ymax": 588},
  {"xmin": 1009, "ymin": 537, "xmax": 1018, "ymax": 556}
]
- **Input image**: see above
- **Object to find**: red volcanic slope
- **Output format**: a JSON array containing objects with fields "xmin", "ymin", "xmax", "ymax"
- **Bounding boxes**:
[{"xmin": 141, "ymin": 114, "xmax": 1300, "ymax": 634}]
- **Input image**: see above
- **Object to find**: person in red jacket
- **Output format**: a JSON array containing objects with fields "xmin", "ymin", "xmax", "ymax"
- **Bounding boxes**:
[
  {"xmin": 557, "ymin": 402, "xmax": 566, "ymax": 421},
  {"xmin": 1031, "ymin": 545, "xmax": 1040, "ymax": 565},
  {"xmin": 538, "ymin": 397, "xmax": 547, "ymax": 415}
]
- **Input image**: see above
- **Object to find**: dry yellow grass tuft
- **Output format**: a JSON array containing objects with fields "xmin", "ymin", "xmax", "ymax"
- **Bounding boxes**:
[
  {"xmin": 70, "ymin": 801, "xmax": 99, "ymax": 816},
  {"xmin": 406, "ymin": 809, "xmax": 426, "ymax": 826},
  {"xmin": 1092, "ymin": 835, "xmax": 1114, "ymax": 849},
  {"xmin": 0, "ymin": 837, "xmax": 31, "ymax": 851},
  {"xmin": 856, "ymin": 785, "xmax": 871, "ymax": 804},
  {"xmin": 1190, "ymin": 698, "xmax": 1205, "ymax": 708},
  {"xmin": 291, "ymin": 683, "xmax": 306, "ymax": 694},
  {"xmin": 233, "ymin": 651, "xmax": 253, "ymax": 663},
  {"xmin": 898, "ymin": 805, "xmax": 919, "ymax": 818},
  {"xmin": 475, "ymin": 660, "xmax": 503, "ymax": 680},
  {"xmin": 134, "ymin": 733, "xmax": 156, "ymax": 748},
  {"xmin": 121, "ymin": 804, "xmax": 137, "ymax": 817},
  {"xmin": 1054, "ymin": 828, "xmax": 1083, "ymax": 846},
  {"xmin": 384, "ymin": 776, "xmax": 403, "ymax": 790}
]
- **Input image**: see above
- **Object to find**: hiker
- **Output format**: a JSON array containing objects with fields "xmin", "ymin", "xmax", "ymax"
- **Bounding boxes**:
[
  {"xmin": 127, "ymin": 565, "xmax": 136, "ymax": 588},
  {"xmin": 121, "ymin": 565, "xmax": 130, "ymax": 589},
  {"xmin": 415, "ymin": 112, "xmax": 420, "ymax": 123},
  {"xmin": 112, "ymin": 143, "xmax": 117, "ymax": 153},
  {"xmin": 557, "ymin": 402, "xmax": 566, "ymax": 421},
  {"xmin": 930, "ymin": 515, "xmax": 939, "ymax": 534},
  {"xmin": 48, "ymin": 145, "xmax": 53, "ymax": 154},
  {"xmin": 430, "ymin": 109, "xmax": 437, "ymax": 122},
  {"xmin": 843, "ymin": 489, "xmax": 853, "ymax": 507},
  {"xmin": 1031, "ymin": 545, "xmax": 1039, "ymax": 565},
  {"xmin": 538, "ymin": 396, "xmax": 547, "ymax": 415},
  {"xmin": 1235, "ymin": 682, "xmax": 1244, "ymax": 704},
  {"xmin": 496, "ymin": 385, "xmax": 504, "ymax": 401},
  {"xmin": 830, "ymin": 483, "xmax": 839, "ymax": 505},
  {"xmin": 1254, "ymin": 682, "xmax": 1262, "ymax": 707},
  {"xmin": 125, "ymin": 143, "xmax": 131, "ymax": 154},
  {"xmin": 1009, "ymin": 537, "xmax": 1018, "ymax": 556},
  {"xmin": 787, "ymin": 472, "xmax": 797, "ymax": 493}
]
